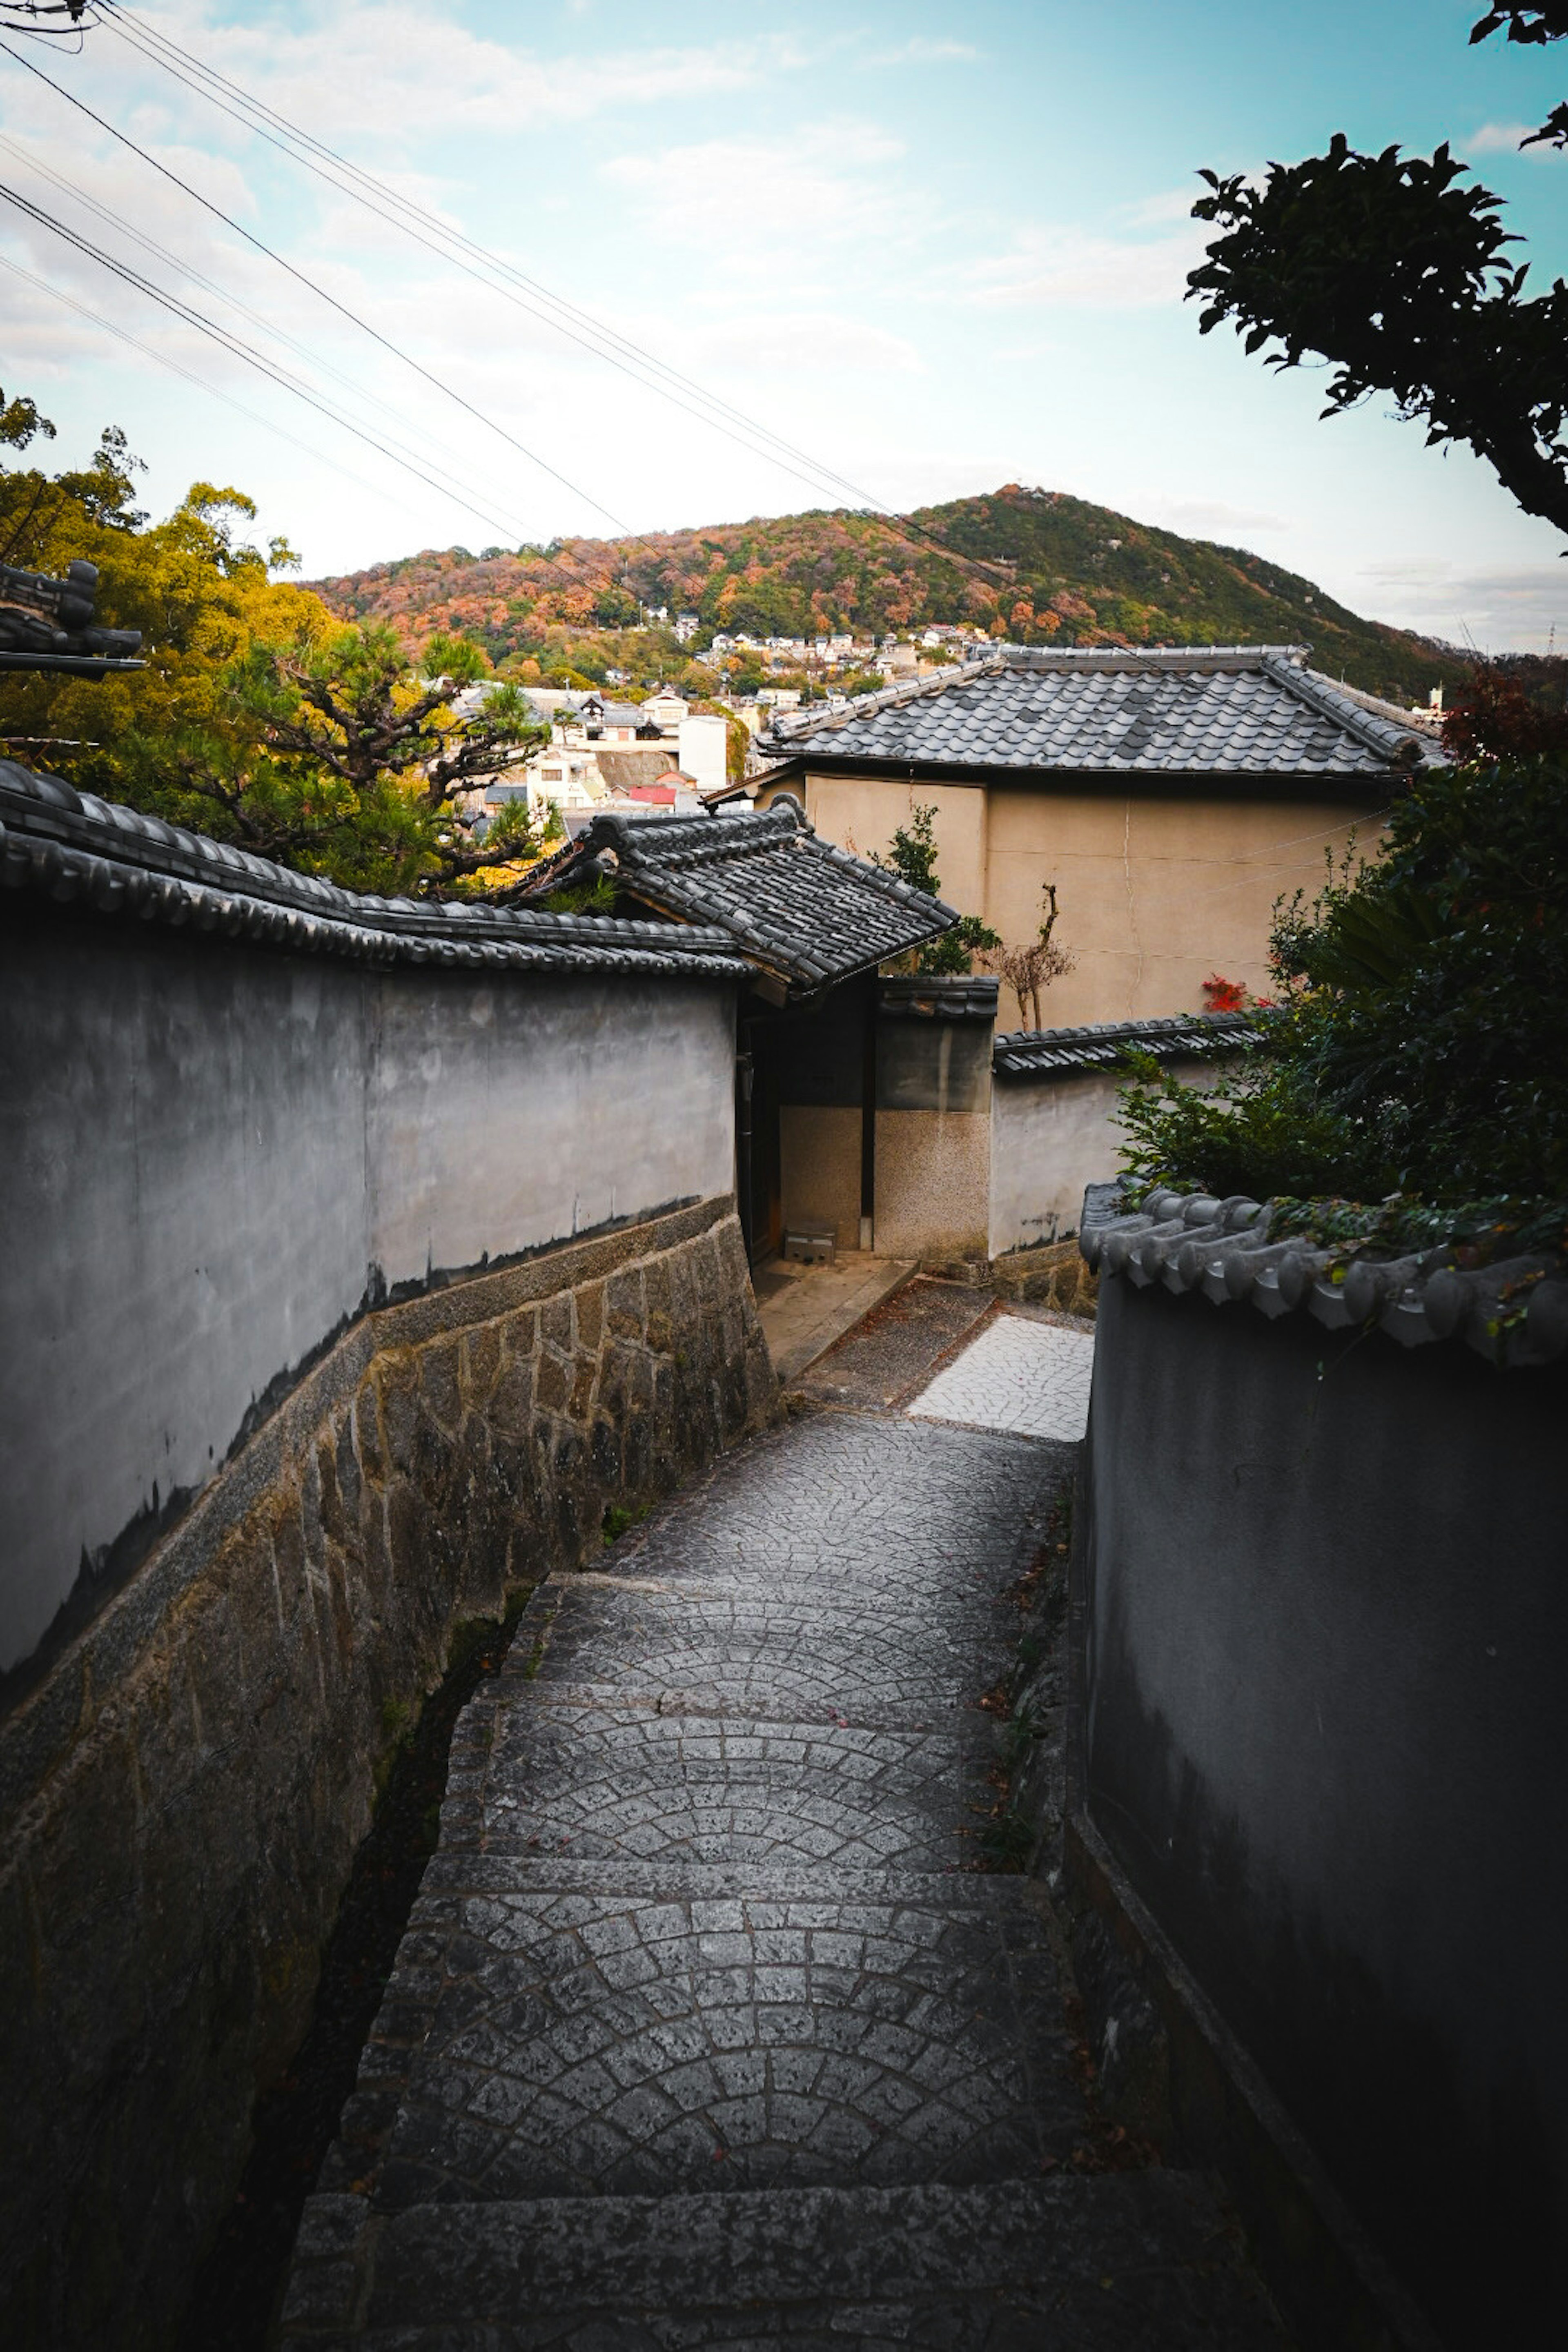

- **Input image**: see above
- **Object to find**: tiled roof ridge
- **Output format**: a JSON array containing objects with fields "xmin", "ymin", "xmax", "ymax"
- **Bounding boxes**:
[
  {"xmin": 760, "ymin": 658, "xmax": 1000, "ymax": 745},
  {"xmin": 598, "ymin": 800, "xmax": 802, "ymax": 871},
  {"xmin": 0, "ymin": 761, "xmax": 747, "ymax": 979},
  {"xmin": 1263, "ymin": 654, "xmax": 1427, "ymax": 766},
  {"xmin": 1081, "ymin": 1185, "xmax": 1568, "ymax": 1370},
  {"xmin": 993, "ymin": 1010, "xmax": 1258, "ymax": 1078},
  {"xmin": 1307, "ymin": 669, "xmax": 1442, "ymax": 740}
]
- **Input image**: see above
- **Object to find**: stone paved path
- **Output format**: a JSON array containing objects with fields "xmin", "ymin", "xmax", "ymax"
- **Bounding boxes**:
[
  {"xmin": 907, "ymin": 1317, "xmax": 1097, "ymax": 1444},
  {"xmin": 279, "ymin": 1363, "xmax": 1282, "ymax": 2348}
]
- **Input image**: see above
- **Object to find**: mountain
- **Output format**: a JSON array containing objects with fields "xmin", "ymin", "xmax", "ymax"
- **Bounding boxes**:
[{"xmin": 310, "ymin": 484, "xmax": 1469, "ymax": 705}]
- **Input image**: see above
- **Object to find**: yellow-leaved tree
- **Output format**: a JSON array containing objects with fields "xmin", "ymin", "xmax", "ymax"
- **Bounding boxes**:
[{"xmin": 0, "ymin": 393, "xmax": 555, "ymax": 896}]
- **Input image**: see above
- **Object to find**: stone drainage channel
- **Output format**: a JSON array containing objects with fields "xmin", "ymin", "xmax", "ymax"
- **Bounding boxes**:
[{"xmin": 270, "ymin": 1292, "xmax": 1283, "ymax": 2348}]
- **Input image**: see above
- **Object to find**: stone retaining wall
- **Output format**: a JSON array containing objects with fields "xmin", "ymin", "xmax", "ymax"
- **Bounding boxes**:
[{"xmin": 0, "ymin": 1199, "xmax": 774, "ymax": 2352}]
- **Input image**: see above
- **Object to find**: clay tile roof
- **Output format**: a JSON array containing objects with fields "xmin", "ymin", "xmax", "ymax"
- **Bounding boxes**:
[
  {"xmin": 757, "ymin": 646, "xmax": 1437, "ymax": 780},
  {"xmin": 573, "ymin": 795, "xmax": 955, "ymax": 993},
  {"xmin": 1083, "ymin": 1185, "xmax": 1568, "ymax": 1370},
  {"xmin": 0, "ymin": 761, "xmax": 748, "ymax": 982},
  {"xmin": 993, "ymin": 1011, "xmax": 1260, "ymax": 1080}
]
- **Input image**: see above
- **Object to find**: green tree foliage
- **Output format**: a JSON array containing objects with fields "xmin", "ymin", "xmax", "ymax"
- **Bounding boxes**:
[
  {"xmin": 872, "ymin": 804, "xmax": 1001, "ymax": 975},
  {"xmin": 140, "ymin": 625, "xmax": 554, "ymax": 894},
  {"xmin": 1117, "ymin": 751, "xmax": 1568, "ymax": 1211},
  {"xmin": 0, "ymin": 398, "xmax": 555, "ymax": 895},
  {"xmin": 1188, "ymin": 12, "xmax": 1568, "ymax": 537}
]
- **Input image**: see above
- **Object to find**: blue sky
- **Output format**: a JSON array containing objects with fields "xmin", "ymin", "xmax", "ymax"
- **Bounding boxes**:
[{"xmin": 2, "ymin": 0, "xmax": 1564, "ymax": 646}]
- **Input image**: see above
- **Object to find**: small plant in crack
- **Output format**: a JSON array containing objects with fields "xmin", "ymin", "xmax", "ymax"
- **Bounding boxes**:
[
  {"xmin": 601, "ymin": 1500, "xmax": 648, "ymax": 1546},
  {"xmin": 979, "ymin": 1805, "xmax": 1035, "ymax": 1871},
  {"xmin": 1001, "ymin": 1701, "xmax": 1045, "ymax": 1772}
]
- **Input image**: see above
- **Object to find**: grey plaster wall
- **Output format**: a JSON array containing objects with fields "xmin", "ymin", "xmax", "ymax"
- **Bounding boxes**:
[
  {"xmin": 989, "ymin": 1069, "xmax": 1126, "ymax": 1256},
  {"xmin": 0, "ymin": 907, "xmax": 735, "ymax": 1684},
  {"xmin": 1080, "ymin": 1273, "xmax": 1568, "ymax": 2344}
]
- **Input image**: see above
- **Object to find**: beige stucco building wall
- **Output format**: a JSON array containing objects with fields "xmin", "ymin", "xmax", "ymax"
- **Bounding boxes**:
[{"xmin": 760, "ymin": 771, "xmax": 1387, "ymax": 1027}]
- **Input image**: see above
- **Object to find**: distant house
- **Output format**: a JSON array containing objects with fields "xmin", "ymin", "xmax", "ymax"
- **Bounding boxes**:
[
  {"xmin": 641, "ymin": 684, "xmax": 690, "ymax": 731},
  {"xmin": 579, "ymin": 693, "xmax": 662, "ymax": 746},
  {"xmin": 674, "ymin": 612, "xmax": 701, "ymax": 644},
  {"xmin": 748, "ymin": 644, "xmax": 1439, "ymax": 1025}
]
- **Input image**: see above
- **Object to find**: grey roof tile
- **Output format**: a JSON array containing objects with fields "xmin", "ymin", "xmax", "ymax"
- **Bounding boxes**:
[
  {"xmin": 760, "ymin": 648, "xmax": 1435, "ymax": 780},
  {"xmin": 568, "ymin": 799, "xmax": 954, "ymax": 993},
  {"xmin": 0, "ymin": 762, "xmax": 749, "ymax": 982},
  {"xmin": 993, "ymin": 1012, "xmax": 1259, "ymax": 1081},
  {"xmin": 1083, "ymin": 1185, "xmax": 1568, "ymax": 1369}
]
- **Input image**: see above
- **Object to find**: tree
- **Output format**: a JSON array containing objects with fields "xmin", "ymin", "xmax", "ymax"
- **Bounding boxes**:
[
  {"xmin": 143, "ymin": 624, "xmax": 555, "ymax": 895},
  {"xmin": 872, "ymin": 803, "xmax": 1000, "ymax": 975},
  {"xmin": 984, "ymin": 882, "xmax": 1075, "ymax": 1029},
  {"xmin": 0, "ymin": 393, "xmax": 555, "ymax": 895},
  {"xmin": 1188, "ymin": 10, "xmax": 1568, "ymax": 538}
]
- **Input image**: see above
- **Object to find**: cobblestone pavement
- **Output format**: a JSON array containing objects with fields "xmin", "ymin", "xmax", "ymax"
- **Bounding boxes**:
[
  {"xmin": 280, "ymin": 1405, "xmax": 1281, "ymax": 2346},
  {"xmin": 909, "ymin": 1314, "xmax": 1097, "ymax": 1443}
]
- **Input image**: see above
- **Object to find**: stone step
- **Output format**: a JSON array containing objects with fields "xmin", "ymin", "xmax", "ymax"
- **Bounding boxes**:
[
  {"xmin": 316, "ymin": 1861, "xmax": 1078, "ymax": 2213},
  {"xmin": 503, "ymin": 1569, "xmax": 1016, "ymax": 1728},
  {"xmin": 439, "ymin": 1698, "xmax": 1000, "ymax": 1874},
  {"xmin": 280, "ymin": 2172, "xmax": 1285, "ymax": 2348}
]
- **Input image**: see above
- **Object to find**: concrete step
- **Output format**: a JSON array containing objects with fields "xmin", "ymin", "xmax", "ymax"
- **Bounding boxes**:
[{"xmin": 279, "ymin": 2172, "xmax": 1285, "ymax": 2348}]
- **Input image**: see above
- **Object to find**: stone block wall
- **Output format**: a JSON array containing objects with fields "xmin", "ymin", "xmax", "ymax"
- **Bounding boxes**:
[{"xmin": 0, "ymin": 1200, "xmax": 774, "ymax": 2352}]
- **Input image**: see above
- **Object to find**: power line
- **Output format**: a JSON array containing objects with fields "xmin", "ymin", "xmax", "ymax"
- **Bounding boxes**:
[
  {"xmin": 0, "ymin": 179, "xmax": 538, "ymax": 543},
  {"xmin": 0, "ymin": 33, "xmax": 629, "ymax": 532},
  {"xmin": 6, "ymin": 10, "xmax": 1020, "ymax": 635},
  {"xmin": 0, "ymin": 245, "xmax": 407, "ymax": 506},
  {"xmin": 93, "ymin": 1, "xmax": 880, "ymax": 512},
  {"xmin": 0, "ymin": 130, "xmax": 543, "ymax": 543},
  {"xmin": 87, "ymin": 1, "xmax": 1019, "ymax": 589}
]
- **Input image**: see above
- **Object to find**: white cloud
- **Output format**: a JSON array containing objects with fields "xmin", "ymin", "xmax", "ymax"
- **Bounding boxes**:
[
  {"xmin": 1352, "ymin": 557, "xmax": 1568, "ymax": 653},
  {"xmin": 602, "ymin": 122, "xmax": 912, "ymax": 255},
  {"xmin": 961, "ymin": 216, "xmax": 1208, "ymax": 310},
  {"xmin": 1120, "ymin": 186, "xmax": 1204, "ymax": 227},
  {"xmin": 1463, "ymin": 120, "xmax": 1563, "ymax": 156},
  {"xmin": 863, "ymin": 37, "xmax": 980, "ymax": 66},
  {"xmin": 113, "ymin": 4, "xmax": 817, "ymax": 138},
  {"xmin": 1138, "ymin": 496, "xmax": 1290, "ymax": 538},
  {"xmin": 683, "ymin": 309, "xmax": 922, "ymax": 379}
]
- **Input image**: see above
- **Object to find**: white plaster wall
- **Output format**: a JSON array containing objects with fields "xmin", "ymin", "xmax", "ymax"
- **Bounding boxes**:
[
  {"xmin": 988, "ymin": 1070, "xmax": 1128, "ymax": 1256},
  {"xmin": 367, "ymin": 975, "xmax": 735, "ymax": 1286},
  {"xmin": 1, "ymin": 925, "xmax": 737, "ymax": 1678}
]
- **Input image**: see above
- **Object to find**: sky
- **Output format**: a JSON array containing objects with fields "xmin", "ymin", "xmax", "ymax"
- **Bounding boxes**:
[{"xmin": 2, "ymin": 0, "xmax": 1564, "ymax": 649}]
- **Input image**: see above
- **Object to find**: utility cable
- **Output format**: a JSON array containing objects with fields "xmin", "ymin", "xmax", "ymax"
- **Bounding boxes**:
[
  {"xmin": 0, "ymin": 246, "xmax": 397, "ymax": 506},
  {"xmin": 0, "ymin": 33, "xmax": 630, "ymax": 532},
  {"xmin": 87, "ymin": 2, "xmax": 1019, "ymax": 586},
  {"xmin": 0, "ymin": 128, "xmax": 540, "ymax": 542},
  {"xmin": 93, "ymin": 2, "xmax": 880, "ymax": 504},
  {"xmin": 0, "ymin": 180, "xmax": 535, "ymax": 543}
]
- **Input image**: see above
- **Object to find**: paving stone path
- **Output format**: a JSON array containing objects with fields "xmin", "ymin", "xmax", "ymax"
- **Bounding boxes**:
[{"xmin": 280, "ymin": 1359, "xmax": 1282, "ymax": 2348}]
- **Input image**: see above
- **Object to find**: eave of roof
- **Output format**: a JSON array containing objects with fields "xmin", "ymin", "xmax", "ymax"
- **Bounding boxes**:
[
  {"xmin": 0, "ymin": 762, "xmax": 749, "ymax": 981},
  {"xmin": 993, "ymin": 1011, "xmax": 1260, "ymax": 1080}
]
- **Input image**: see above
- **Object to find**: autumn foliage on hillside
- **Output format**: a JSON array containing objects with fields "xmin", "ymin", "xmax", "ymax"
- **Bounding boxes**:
[{"xmin": 309, "ymin": 483, "xmax": 1482, "ymax": 707}]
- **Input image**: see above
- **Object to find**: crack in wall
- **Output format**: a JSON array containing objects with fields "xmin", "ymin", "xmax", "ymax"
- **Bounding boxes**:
[{"xmin": 1121, "ymin": 800, "xmax": 1145, "ymax": 1016}]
